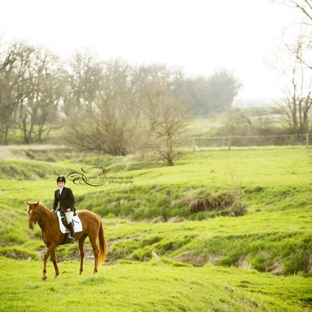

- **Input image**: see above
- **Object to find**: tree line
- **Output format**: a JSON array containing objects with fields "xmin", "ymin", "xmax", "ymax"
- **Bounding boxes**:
[
  {"xmin": 0, "ymin": 40, "xmax": 241, "ymax": 164},
  {"xmin": 2, "ymin": 0, "xmax": 311, "ymax": 163}
]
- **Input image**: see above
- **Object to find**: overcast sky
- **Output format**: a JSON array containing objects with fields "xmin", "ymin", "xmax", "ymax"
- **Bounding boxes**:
[{"xmin": 0, "ymin": 0, "xmax": 299, "ymax": 100}]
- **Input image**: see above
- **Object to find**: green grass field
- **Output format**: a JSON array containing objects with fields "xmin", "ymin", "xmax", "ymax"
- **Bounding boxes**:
[
  {"xmin": 0, "ymin": 145, "xmax": 311, "ymax": 311},
  {"xmin": 1, "ymin": 257, "xmax": 311, "ymax": 312}
]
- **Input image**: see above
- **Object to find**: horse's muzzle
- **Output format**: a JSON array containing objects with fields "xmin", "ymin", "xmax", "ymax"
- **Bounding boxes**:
[{"xmin": 29, "ymin": 224, "xmax": 34, "ymax": 230}]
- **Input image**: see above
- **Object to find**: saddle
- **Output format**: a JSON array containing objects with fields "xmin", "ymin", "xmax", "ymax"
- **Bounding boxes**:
[{"xmin": 56, "ymin": 211, "xmax": 82, "ymax": 234}]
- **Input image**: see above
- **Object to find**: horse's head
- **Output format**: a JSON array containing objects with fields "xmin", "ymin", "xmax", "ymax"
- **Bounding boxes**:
[{"xmin": 27, "ymin": 201, "xmax": 40, "ymax": 230}]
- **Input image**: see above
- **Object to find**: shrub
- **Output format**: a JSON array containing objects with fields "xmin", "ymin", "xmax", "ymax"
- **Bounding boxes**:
[
  {"xmin": 217, "ymin": 256, "xmax": 237, "ymax": 267},
  {"xmin": 248, "ymin": 254, "xmax": 266, "ymax": 272},
  {"xmin": 230, "ymin": 204, "xmax": 247, "ymax": 217}
]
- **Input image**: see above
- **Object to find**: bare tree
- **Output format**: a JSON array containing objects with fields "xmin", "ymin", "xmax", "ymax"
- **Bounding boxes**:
[
  {"xmin": 142, "ymin": 77, "xmax": 191, "ymax": 166},
  {"xmin": 271, "ymin": 0, "xmax": 312, "ymax": 22},
  {"xmin": 62, "ymin": 48, "xmax": 103, "ymax": 118},
  {"xmin": 15, "ymin": 45, "xmax": 62, "ymax": 144},
  {"xmin": 29, "ymin": 48, "xmax": 62, "ymax": 143},
  {"xmin": 217, "ymin": 107, "xmax": 283, "ymax": 141},
  {"xmin": 148, "ymin": 95, "xmax": 191, "ymax": 166},
  {"xmin": 129, "ymin": 64, "xmax": 192, "ymax": 165},
  {"xmin": 268, "ymin": 31, "xmax": 312, "ymax": 133},
  {"xmin": 64, "ymin": 61, "xmax": 191, "ymax": 161},
  {"xmin": 64, "ymin": 58, "xmax": 137, "ymax": 155},
  {"xmin": 271, "ymin": 0, "xmax": 312, "ymax": 68},
  {"xmin": 0, "ymin": 41, "xmax": 62, "ymax": 144},
  {"xmin": 0, "ymin": 42, "xmax": 20, "ymax": 144}
]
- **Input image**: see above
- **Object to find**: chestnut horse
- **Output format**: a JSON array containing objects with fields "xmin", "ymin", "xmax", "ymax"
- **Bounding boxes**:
[{"xmin": 27, "ymin": 201, "xmax": 107, "ymax": 280}]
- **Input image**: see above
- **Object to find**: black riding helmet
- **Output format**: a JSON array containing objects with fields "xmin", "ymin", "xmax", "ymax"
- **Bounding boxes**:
[{"xmin": 56, "ymin": 175, "xmax": 66, "ymax": 183}]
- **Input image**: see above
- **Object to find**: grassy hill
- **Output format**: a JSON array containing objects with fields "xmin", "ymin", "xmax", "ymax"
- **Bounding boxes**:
[{"xmin": 0, "ymin": 145, "xmax": 311, "ymax": 311}]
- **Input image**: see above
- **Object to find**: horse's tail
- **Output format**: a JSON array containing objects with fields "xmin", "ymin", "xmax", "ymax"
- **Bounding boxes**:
[{"xmin": 97, "ymin": 216, "xmax": 107, "ymax": 265}]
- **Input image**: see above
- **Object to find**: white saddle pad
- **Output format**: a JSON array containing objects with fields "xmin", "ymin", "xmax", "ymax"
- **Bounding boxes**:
[{"xmin": 56, "ymin": 211, "xmax": 83, "ymax": 234}]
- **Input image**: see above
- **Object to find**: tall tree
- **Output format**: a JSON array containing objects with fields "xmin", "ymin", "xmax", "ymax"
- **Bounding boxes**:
[
  {"xmin": 0, "ymin": 42, "xmax": 62, "ymax": 144},
  {"xmin": 269, "ymin": 31, "xmax": 312, "ymax": 133},
  {"xmin": 0, "ymin": 42, "xmax": 20, "ymax": 144},
  {"xmin": 269, "ymin": 1, "xmax": 312, "ymax": 133},
  {"xmin": 183, "ymin": 69, "xmax": 241, "ymax": 116},
  {"xmin": 183, "ymin": 77, "xmax": 210, "ymax": 116},
  {"xmin": 14, "ymin": 45, "xmax": 61, "ymax": 144},
  {"xmin": 147, "ymin": 91, "xmax": 191, "ymax": 166},
  {"xmin": 272, "ymin": 0, "xmax": 312, "ymax": 22},
  {"xmin": 62, "ymin": 48, "xmax": 103, "ymax": 118},
  {"xmin": 206, "ymin": 68, "xmax": 242, "ymax": 113},
  {"xmin": 28, "ymin": 48, "xmax": 62, "ymax": 143},
  {"xmin": 0, "ymin": 42, "xmax": 37, "ymax": 144},
  {"xmin": 64, "ymin": 58, "xmax": 136, "ymax": 155},
  {"xmin": 271, "ymin": 0, "xmax": 312, "ymax": 69},
  {"xmin": 139, "ymin": 72, "xmax": 191, "ymax": 166}
]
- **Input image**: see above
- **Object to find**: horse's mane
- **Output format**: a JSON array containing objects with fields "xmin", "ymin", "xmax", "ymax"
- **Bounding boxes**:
[
  {"xmin": 38, "ymin": 202, "xmax": 49, "ymax": 210},
  {"xmin": 37, "ymin": 202, "xmax": 55, "ymax": 218}
]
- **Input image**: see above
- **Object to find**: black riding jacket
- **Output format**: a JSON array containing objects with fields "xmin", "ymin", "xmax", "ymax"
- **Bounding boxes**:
[{"xmin": 52, "ymin": 187, "xmax": 75, "ymax": 212}]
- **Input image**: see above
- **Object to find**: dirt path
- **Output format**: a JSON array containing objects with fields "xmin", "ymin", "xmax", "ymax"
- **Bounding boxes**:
[{"xmin": 0, "ymin": 145, "xmax": 61, "ymax": 159}]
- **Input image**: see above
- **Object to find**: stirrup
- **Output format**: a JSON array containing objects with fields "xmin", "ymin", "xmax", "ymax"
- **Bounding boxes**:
[{"xmin": 68, "ymin": 235, "xmax": 75, "ymax": 242}]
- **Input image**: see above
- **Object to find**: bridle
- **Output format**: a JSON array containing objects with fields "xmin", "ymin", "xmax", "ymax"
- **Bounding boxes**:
[
  {"xmin": 28, "ymin": 203, "xmax": 53, "ymax": 226},
  {"xmin": 28, "ymin": 204, "xmax": 40, "ymax": 225}
]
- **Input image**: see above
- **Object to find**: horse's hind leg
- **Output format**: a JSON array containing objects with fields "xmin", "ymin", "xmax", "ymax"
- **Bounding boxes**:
[
  {"xmin": 78, "ymin": 235, "xmax": 87, "ymax": 275},
  {"xmin": 89, "ymin": 236, "xmax": 100, "ymax": 274}
]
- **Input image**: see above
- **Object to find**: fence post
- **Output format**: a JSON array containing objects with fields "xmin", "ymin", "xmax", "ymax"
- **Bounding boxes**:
[
  {"xmin": 228, "ymin": 136, "xmax": 231, "ymax": 151},
  {"xmin": 307, "ymin": 133, "xmax": 309, "ymax": 148}
]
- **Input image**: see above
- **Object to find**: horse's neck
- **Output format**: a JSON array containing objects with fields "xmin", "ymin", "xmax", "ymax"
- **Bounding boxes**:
[{"xmin": 38, "ymin": 205, "xmax": 54, "ymax": 222}]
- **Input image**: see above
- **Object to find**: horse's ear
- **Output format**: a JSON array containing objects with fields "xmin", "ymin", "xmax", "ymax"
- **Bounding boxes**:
[{"xmin": 35, "ymin": 201, "xmax": 39, "ymax": 206}]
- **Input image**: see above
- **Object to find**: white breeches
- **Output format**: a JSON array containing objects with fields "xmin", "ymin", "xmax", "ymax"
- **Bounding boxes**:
[{"xmin": 65, "ymin": 211, "xmax": 74, "ymax": 224}]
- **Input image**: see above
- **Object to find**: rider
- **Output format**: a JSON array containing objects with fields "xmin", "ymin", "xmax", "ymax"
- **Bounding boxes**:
[{"xmin": 51, "ymin": 175, "xmax": 76, "ymax": 242}]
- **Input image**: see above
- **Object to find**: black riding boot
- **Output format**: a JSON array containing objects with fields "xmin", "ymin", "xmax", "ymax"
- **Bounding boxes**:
[{"xmin": 67, "ymin": 222, "xmax": 75, "ymax": 243}]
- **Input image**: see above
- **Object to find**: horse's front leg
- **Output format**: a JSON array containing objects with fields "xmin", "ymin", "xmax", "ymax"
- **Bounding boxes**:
[{"xmin": 42, "ymin": 244, "xmax": 58, "ymax": 280}]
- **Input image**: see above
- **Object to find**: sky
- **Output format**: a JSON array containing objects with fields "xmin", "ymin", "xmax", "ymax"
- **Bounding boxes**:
[{"xmin": 0, "ymin": 0, "xmax": 300, "ymax": 101}]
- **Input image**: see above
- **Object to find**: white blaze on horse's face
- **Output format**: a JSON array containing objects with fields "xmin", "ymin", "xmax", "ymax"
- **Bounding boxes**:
[{"xmin": 27, "ymin": 202, "xmax": 39, "ymax": 230}]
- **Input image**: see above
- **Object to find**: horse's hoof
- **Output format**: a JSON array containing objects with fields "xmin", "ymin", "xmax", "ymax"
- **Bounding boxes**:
[{"xmin": 42, "ymin": 276, "xmax": 47, "ymax": 280}]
